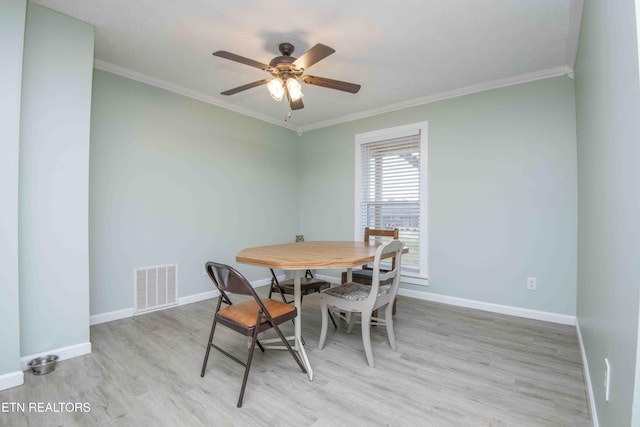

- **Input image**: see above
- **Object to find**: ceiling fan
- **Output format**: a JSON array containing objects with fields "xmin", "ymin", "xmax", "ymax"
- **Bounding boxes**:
[{"xmin": 212, "ymin": 42, "xmax": 361, "ymax": 111}]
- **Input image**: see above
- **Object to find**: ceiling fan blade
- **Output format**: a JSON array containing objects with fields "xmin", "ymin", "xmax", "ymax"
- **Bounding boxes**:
[
  {"xmin": 290, "ymin": 98, "xmax": 304, "ymax": 110},
  {"xmin": 220, "ymin": 79, "xmax": 270, "ymax": 95},
  {"xmin": 292, "ymin": 44, "xmax": 335, "ymax": 71},
  {"xmin": 212, "ymin": 51, "xmax": 270, "ymax": 71},
  {"xmin": 301, "ymin": 75, "xmax": 361, "ymax": 93}
]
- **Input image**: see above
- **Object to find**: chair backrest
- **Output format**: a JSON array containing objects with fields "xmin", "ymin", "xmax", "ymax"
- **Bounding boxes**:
[
  {"xmin": 364, "ymin": 227, "xmax": 399, "ymax": 241},
  {"xmin": 363, "ymin": 227, "xmax": 399, "ymax": 269},
  {"xmin": 205, "ymin": 262, "xmax": 262, "ymax": 305},
  {"xmin": 369, "ymin": 239, "xmax": 404, "ymax": 302}
]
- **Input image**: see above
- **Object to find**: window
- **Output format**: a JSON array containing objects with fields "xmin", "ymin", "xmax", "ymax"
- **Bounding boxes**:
[{"xmin": 354, "ymin": 122, "xmax": 428, "ymax": 284}]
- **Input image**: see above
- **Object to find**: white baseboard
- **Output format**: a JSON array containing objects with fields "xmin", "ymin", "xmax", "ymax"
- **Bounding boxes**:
[
  {"xmin": 397, "ymin": 288, "xmax": 576, "ymax": 325},
  {"xmin": 90, "ymin": 277, "xmax": 273, "ymax": 326},
  {"xmin": 316, "ymin": 275, "xmax": 576, "ymax": 326},
  {"xmin": 21, "ymin": 341, "xmax": 92, "ymax": 371},
  {"xmin": 315, "ymin": 274, "xmax": 576, "ymax": 325},
  {"xmin": 90, "ymin": 307, "xmax": 135, "ymax": 326},
  {"xmin": 576, "ymin": 319, "xmax": 598, "ymax": 427},
  {"xmin": 90, "ymin": 275, "xmax": 575, "ymax": 327},
  {"xmin": 252, "ymin": 277, "xmax": 274, "ymax": 287},
  {"xmin": 0, "ymin": 370, "xmax": 24, "ymax": 391},
  {"xmin": 178, "ymin": 290, "xmax": 219, "ymax": 306}
]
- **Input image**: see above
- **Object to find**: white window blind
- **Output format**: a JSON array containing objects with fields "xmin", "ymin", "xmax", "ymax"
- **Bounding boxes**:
[{"xmin": 355, "ymin": 122, "xmax": 428, "ymax": 281}]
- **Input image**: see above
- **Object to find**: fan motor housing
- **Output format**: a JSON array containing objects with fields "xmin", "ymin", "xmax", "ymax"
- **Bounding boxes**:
[{"xmin": 269, "ymin": 56, "xmax": 296, "ymax": 67}]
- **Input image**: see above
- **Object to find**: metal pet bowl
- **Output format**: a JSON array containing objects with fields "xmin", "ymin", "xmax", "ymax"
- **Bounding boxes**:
[{"xmin": 27, "ymin": 355, "xmax": 59, "ymax": 375}]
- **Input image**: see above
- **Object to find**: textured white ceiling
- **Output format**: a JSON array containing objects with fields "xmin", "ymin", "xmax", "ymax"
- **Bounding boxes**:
[{"xmin": 33, "ymin": 0, "xmax": 581, "ymax": 132}]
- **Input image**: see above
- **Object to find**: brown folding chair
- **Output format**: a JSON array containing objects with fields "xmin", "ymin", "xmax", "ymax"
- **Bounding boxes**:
[
  {"xmin": 200, "ymin": 262, "xmax": 306, "ymax": 408},
  {"xmin": 341, "ymin": 227, "xmax": 400, "ymax": 317}
]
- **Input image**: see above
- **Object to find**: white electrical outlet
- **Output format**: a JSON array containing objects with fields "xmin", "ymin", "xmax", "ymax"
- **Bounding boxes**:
[
  {"xmin": 527, "ymin": 276, "xmax": 537, "ymax": 290},
  {"xmin": 605, "ymin": 358, "xmax": 611, "ymax": 401}
]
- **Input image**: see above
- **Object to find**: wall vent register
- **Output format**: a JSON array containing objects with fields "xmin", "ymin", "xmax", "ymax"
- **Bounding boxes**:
[{"xmin": 134, "ymin": 264, "xmax": 178, "ymax": 314}]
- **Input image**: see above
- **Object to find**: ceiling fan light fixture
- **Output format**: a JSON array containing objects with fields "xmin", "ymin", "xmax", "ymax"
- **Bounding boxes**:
[
  {"xmin": 286, "ymin": 78, "xmax": 303, "ymax": 101},
  {"xmin": 215, "ymin": 42, "xmax": 360, "ymax": 112},
  {"xmin": 267, "ymin": 78, "xmax": 285, "ymax": 101}
]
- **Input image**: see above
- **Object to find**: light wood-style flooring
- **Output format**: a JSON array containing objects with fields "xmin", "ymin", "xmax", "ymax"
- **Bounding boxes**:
[{"xmin": 0, "ymin": 293, "xmax": 591, "ymax": 426}]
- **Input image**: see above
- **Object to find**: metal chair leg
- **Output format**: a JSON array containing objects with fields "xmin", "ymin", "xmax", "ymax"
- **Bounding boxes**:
[
  {"xmin": 272, "ymin": 322, "xmax": 306, "ymax": 373},
  {"xmin": 328, "ymin": 308, "xmax": 337, "ymax": 330},
  {"xmin": 201, "ymin": 297, "xmax": 224, "ymax": 377},
  {"xmin": 237, "ymin": 326, "xmax": 260, "ymax": 408},
  {"xmin": 200, "ymin": 317, "xmax": 218, "ymax": 377}
]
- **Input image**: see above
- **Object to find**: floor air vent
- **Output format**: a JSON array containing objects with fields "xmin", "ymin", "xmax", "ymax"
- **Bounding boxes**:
[{"xmin": 134, "ymin": 264, "xmax": 178, "ymax": 314}]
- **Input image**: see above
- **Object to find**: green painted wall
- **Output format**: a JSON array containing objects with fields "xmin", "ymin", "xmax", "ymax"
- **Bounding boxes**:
[
  {"xmin": 89, "ymin": 70, "xmax": 300, "ymax": 315},
  {"xmin": 574, "ymin": 0, "xmax": 640, "ymax": 425},
  {"xmin": 18, "ymin": 3, "xmax": 94, "ymax": 356},
  {"xmin": 8, "ymin": 4, "xmax": 640, "ymax": 419},
  {"xmin": 0, "ymin": 0, "xmax": 26, "ymax": 380},
  {"xmin": 299, "ymin": 77, "xmax": 578, "ymax": 316}
]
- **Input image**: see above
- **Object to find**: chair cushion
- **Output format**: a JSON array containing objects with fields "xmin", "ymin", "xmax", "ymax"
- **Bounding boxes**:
[
  {"xmin": 324, "ymin": 282, "xmax": 391, "ymax": 302},
  {"xmin": 276, "ymin": 278, "xmax": 331, "ymax": 295},
  {"xmin": 217, "ymin": 299, "xmax": 296, "ymax": 328},
  {"xmin": 342, "ymin": 269, "xmax": 394, "ymax": 286},
  {"xmin": 351, "ymin": 269, "xmax": 374, "ymax": 279}
]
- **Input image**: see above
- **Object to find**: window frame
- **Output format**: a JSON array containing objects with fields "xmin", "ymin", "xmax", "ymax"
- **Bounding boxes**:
[{"xmin": 354, "ymin": 121, "xmax": 429, "ymax": 285}]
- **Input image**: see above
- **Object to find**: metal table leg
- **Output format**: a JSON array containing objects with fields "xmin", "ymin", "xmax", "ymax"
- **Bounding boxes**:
[{"xmin": 293, "ymin": 269, "xmax": 313, "ymax": 381}]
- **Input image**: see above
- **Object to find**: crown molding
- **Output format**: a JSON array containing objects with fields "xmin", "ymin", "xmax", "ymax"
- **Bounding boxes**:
[
  {"xmin": 297, "ymin": 65, "xmax": 574, "ymax": 133},
  {"xmin": 94, "ymin": 60, "xmax": 573, "ymax": 135},
  {"xmin": 93, "ymin": 59, "xmax": 298, "ymax": 132}
]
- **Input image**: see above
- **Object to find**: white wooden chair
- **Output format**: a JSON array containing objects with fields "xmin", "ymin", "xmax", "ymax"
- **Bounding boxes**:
[{"xmin": 318, "ymin": 239, "xmax": 403, "ymax": 367}]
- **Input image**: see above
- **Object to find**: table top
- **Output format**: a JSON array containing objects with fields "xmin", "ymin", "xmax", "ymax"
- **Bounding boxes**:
[{"xmin": 236, "ymin": 241, "xmax": 386, "ymax": 270}]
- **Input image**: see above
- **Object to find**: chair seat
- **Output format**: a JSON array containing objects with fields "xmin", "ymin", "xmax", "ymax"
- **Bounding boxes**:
[
  {"xmin": 217, "ymin": 299, "xmax": 297, "ymax": 334},
  {"xmin": 324, "ymin": 282, "xmax": 391, "ymax": 302},
  {"xmin": 274, "ymin": 277, "xmax": 331, "ymax": 295},
  {"xmin": 342, "ymin": 269, "xmax": 394, "ymax": 285},
  {"xmin": 351, "ymin": 269, "xmax": 373, "ymax": 280}
]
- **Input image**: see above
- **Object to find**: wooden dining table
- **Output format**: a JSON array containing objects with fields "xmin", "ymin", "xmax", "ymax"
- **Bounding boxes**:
[{"xmin": 236, "ymin": 240, "xmax": 397, "ymax": 380}]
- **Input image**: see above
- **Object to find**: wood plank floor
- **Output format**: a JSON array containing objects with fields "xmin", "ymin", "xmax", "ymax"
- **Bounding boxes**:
[{"xmin": 0, "ymin": 293, "xmax": 591, "ymax": 426}]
